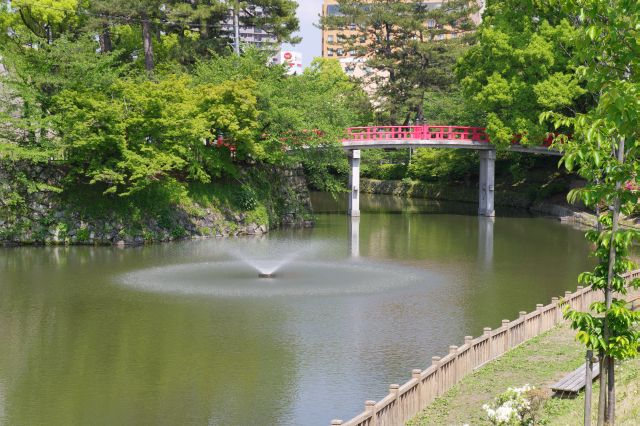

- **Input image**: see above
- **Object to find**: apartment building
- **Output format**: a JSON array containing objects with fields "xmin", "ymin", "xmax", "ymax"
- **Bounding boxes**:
[{"xmin": 221, "ymin": 5, "xmax": 278, "ymax": 49}]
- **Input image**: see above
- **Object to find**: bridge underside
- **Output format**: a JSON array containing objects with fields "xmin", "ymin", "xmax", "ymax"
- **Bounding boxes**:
[
  {"xmin": 341, "ymin": 140, "xmax": 562, "ymax": 156},
  {"xmin": 343, "ymin": 141, "xmax": 560, "ymax": 218}
]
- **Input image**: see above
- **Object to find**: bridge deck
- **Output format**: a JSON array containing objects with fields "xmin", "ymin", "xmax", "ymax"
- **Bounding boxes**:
[{"xmin": 341, "ymin": 140, "xmax": 562, "ymax": 156}]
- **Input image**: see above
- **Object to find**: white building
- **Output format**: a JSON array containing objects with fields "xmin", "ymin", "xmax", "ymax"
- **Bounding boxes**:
[{"xmin": 271, "ymin": 50, "xmax": 303, "ymax": 75}]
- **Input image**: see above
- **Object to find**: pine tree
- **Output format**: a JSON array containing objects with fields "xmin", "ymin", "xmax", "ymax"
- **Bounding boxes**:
[{"xmin": 322, "ymin": 0, "xmax": 479, "ymax": 124}]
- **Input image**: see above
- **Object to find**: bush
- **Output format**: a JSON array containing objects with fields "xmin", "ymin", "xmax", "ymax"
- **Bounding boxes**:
[{"xmin": 363, "ymin": 163, "xmax": 408, "ymax": 180}]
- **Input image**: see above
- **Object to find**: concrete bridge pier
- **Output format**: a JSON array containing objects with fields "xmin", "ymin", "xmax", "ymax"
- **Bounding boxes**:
[
  {"xmin": 348, "ymin": 150, "xmax": 361, "ymax": 217},
  {"xmin": 478, "ymin": 150, "xmax": 496, "ymax": 217}
]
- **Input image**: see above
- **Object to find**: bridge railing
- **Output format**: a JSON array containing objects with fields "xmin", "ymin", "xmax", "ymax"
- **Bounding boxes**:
[
  {"xmin": 330, "ymin": 270, "xmax": 640, "ymax": 426},
  {"xmin": 344, "ymin": 125, "xmax": 490, "ymax": 143}
]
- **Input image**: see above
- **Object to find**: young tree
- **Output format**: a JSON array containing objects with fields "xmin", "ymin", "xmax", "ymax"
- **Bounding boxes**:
[
  {"xmin": 322, "ymin": 0, "xmax": 478, "ymax": 124},
  {"xmin": 541, "ymin": 2, "xmax": 640, "ymax": 424}
]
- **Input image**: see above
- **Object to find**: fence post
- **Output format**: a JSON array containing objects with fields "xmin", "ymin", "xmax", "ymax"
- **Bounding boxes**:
[
  {"xmin": 565, "ymin": 291, "xmax": 573, "ymax": 310},
  {"xmin": 449, "ymin": 345, "xmax": 458, "ymax": 384},
  {"xmin": 518, "ymin": 311, "xmax": 526, "ymax": 343},
  {"xmin": 502, "ymin": 319, "xmax": 511, "ymax": 351},
  {"xmin": 432, "ymin": 356, "xmax": 441, "ymax": 396},
  {"xmin": 551, "ymin": 297, "xmax": 560, "ymax": 324},
  {"xmin": 464, "ymin": 336, "xmax": 473, "ymax": 372},
  {"xmin": 483, "ymin": 327, "xmax": 492, "ymax": 361},
  {"xmin": 365, "ymin": 400, "xmax": 376, "ymax": 426},
  {"xmin": 536, "ymin": 304, "xmax": 544, "ymax": 335},
  {"xmin": 389, "ymin": 384, "xmax": 400, "ymax": 423},
  {"xmin": 577, "ymin": 286, "xmax": 585, "ymax": 311},
  {"xmin": 412, "ymin": 369, "xmax": 422, "ymax": 410}
]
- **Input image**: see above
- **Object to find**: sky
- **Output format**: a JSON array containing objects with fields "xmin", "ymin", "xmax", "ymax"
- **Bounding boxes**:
[{"xmin": 282, "ymin": 0, "xmax": 325, "ymax": 67}]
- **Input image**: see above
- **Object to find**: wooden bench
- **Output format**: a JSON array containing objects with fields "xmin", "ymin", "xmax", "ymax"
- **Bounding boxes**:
[{"xmin": 551, "ymin": 362, "xmax": 600, "ymax": 396}]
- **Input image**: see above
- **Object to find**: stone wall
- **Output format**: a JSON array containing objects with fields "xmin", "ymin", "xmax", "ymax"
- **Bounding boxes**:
[
  {"xmin": 0, "ymin": 162, "xmax": 313, "ymax": 246},
  {"xmin": 360, "ymin": 179, "xmax": 534, "ymax": 209}
]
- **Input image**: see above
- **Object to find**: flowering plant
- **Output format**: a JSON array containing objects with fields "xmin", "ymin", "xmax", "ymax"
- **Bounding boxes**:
[{"xmin": 482, "ymin": 385, "xmax": 538, "ymax": 426}]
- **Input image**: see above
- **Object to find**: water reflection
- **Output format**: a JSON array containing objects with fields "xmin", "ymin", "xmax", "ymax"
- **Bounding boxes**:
[
  {"xmin": 478, "ymin": 216, "xmax": 495, "ymax": 269},
  {"xmin": 349, "ymin": 216, "xmax": 360, "ymax": 258}
]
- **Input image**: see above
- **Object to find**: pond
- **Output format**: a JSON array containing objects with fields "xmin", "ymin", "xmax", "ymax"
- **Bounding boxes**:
[{"xmin": 0, "ymin": 193, "xmax": 594, "ymax": 425}]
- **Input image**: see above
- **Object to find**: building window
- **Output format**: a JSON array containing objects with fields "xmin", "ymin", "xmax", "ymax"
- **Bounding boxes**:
[
  {"xmin": 328, "ymin": 49, "xmax": 335, "ymax": 57},
  {"xmin": 327, "ymin": 35, "xmax": 335, "ymax": 43}
]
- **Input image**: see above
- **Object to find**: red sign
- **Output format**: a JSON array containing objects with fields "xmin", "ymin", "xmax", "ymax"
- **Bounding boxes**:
[{"xmin": 283, "ymin": 52, "xmax": 293, "ymax": 60}]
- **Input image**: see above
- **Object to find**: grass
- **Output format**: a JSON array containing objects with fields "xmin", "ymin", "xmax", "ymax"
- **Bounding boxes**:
[{"xmin": 408, "ymin": 324, "xmax": 640, "ymax": 426}]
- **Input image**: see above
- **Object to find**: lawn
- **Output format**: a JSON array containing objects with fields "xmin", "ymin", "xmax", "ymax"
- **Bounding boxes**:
[{"xmin": 408, "ymin": 324, "xmax": 640, "ymax": 425}]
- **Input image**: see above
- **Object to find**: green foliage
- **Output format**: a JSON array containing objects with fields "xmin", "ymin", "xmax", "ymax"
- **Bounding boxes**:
[
  {"xmin": 457, "ymin": 1, "xmax": 586, "ymax": 146},
  {"xmin": 408, "ymin": 149, "xmax": 478, "ymax": 182},
  {"xmin": 52, "ymin": 74, "xmax": 258, "ymax": 195}
]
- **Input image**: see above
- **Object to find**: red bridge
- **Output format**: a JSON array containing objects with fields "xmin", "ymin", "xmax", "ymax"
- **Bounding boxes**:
[
  {"xmin": 339, "ymin": 125, "xmax": 561, "ymax": 218},
  {"xmin": 211, "ymin": 124, "xmax": 562, "ymax": 218}
]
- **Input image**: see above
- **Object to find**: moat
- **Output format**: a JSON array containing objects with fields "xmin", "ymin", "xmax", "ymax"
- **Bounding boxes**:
[{"xmin": 0, "ymin": 193, "xmax": 594, "ymax": 425}]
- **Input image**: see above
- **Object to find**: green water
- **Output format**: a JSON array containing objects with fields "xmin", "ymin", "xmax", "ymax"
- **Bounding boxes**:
[{"xmin": 0, "ymin": 193, "xmax": 594, "ymax": 425}]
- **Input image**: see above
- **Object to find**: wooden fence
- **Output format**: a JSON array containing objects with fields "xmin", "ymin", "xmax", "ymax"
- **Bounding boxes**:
[{"xmin": 330, "ymin": 270, "xmax": 640, "ymax": 426}]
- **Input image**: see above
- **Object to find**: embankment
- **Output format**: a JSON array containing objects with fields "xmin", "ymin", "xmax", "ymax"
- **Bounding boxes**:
[{"xmin": 0, "ymin": 161, "xmax": 313, "ymax": 246}]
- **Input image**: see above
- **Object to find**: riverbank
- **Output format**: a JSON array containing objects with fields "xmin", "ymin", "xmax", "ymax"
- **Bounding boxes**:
[
  {"xmin": 360, "ymin": 178, "xmax": 640, "ymax": 230},
  {"xmin": 408, "ymin": 323, "xmax": 640, "ymax": 425},
  {"xmin": 0, "ymin": 162, "xmax": 313, "ymax": 246}
]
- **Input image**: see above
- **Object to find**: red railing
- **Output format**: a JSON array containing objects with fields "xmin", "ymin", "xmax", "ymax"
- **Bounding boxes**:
[{"xmin": 344, "ymin": 125, "xmax": 490, "ymax": 143}]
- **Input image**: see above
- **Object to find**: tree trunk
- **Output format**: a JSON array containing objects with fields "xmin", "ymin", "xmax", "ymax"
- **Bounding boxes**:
[
  {"xmin": 603, "ymin": 136, "xmax": 625, "ymax": 425},
  {"xmin": 46, "ymin": 23, "xmax": 53, "ymax": 45},
  {"xmin": 99, "ymin": 24, "xmax": 112, "ymax": 53},
  {"xmin": 598, "ymin": 353, "xmax": 606, "ymax": 426},
  {"xmin": 416, "ymin": 100, "xmax": 425, "ymax": 124},
  {"xmin": 607, "ymin": 357, "xmax": 615, "ymax": 425},
  {"xmin": 585, "ymin": 350, "xmax": 593, "ymax": 426},
  {"xmin": 141, "ymin": 13, "xmax": 154, "ymax": 72},
  {"xmin": 233, "ymin": 1, "xmax": 241, "ymax": 55}
]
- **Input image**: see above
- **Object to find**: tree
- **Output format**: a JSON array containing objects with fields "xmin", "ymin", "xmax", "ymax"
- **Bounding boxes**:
[
  {"xmin": 322, "ymin": 0, "xmax": 478, "ymax": 125},
  {"xmin": 195, "ymin": 52, "xmax": 373, "ymax": 192},
  {"xmin": 457, "ymin": 0, "xmax": 587, "ymax": 145},
  {"xmin": 539, "ymin": 2, "xmax": 640, "ymax": 425},
  {"xmin": 53, "ymin": 74, "xmax": 260, "ymax": 195}
]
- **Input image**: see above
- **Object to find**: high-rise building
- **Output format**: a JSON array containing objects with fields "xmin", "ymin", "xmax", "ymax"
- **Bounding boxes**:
[{"xmin": 221, "ymin": 5, "xmax": 278, "ymax": 49}]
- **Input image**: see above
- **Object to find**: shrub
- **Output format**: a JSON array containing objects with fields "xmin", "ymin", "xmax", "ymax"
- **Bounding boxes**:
[{"xmin": 482, "ymin": 385, "xmax": 546, "ymax": 426}]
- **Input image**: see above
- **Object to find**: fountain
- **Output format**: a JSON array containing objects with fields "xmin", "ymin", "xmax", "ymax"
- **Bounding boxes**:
[
  {"xmin": 258, "ymin": 272, "xmax": 275, "ymax": 279},
  {"xmin": 117, "ymin": 237, "xmax": 442, "ymax": 298}
]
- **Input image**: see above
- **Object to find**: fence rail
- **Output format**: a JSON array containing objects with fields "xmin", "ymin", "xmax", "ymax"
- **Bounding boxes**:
[{"xmin": 330, "ymin": 270, "xmax": 640, "ymax": 426}]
